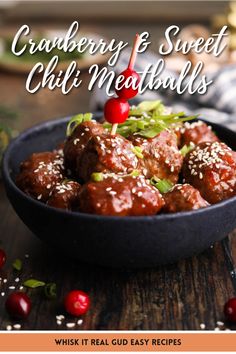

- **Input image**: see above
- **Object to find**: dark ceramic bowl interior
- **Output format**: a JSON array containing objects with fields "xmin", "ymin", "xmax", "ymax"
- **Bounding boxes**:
[{"xmin": 2, "ymin": 114, "xmax": 236, "ymax": 268}]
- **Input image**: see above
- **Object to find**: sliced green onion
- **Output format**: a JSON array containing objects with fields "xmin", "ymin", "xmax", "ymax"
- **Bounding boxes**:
[
  {"xmin": 132, "ymin": 146, "xmax": 144, "ymax": 159},
  {"xmin": 23, "ymin": 279, "xmax": 46, "ymax": 288},
  {"xmin": 180, "ymin": 144, "xmax": 194, "ymax": 157},
  {"xmin": 12, "ymin": 258, "xmax": 22, "ymax": 271},
  {"xmin": 83, "ymin": 113, "xmax": 93, "ymax": 122},
  {"xmin": 91, "ymin": 172, "xmax": 104, "ymax": 182},
  {"xmin": 103, "ymin": 99, "xmax": 197, "ymax": 139},
  {"xmin": 129, "ymin": 100, "xmax": 165, "ymax": 116},
  {"xmin": 66, "ymin": 113, "xmax": 93, "ymax": 136},
  {"xmin": 130, "ymin": 170, "xmax": 140, "ymax": 177},
  {"xmin": 137, "ymin": 123, "xmax": 167, "ymax": 138},
  {"xmin": 44, "ymin": 283, "xmax": 57, "ymax": 299},
  {"xmin": 150, "ymin": 177, "xmax": 173, "ymax": 193},
  {"xmin": 137, "ymin": 120, "xmax": 148, "ymax": 130}
]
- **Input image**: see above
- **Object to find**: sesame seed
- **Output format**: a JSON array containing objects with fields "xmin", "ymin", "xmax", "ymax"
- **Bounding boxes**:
[
  {"xmin": 66, "ymin": 323, "xmax": 76, "ymax": 328},
  {"xmin": 57, "ymin": 320, "xmax": 62, "ymax": 325},
  {"xmin": 37, "ymin": 194, "xmax": 42, "ymax": 200},
  {"xmin": 77, "ymin": 319, "xmax": 83, "ymax": 325},
  {"xmin": 6, "ymin": 325, "xmax": 12, "ymax": 331},
  {"xmin": 15, "ymin": 278, "xmax": 20, "ymax": 283},
  {"xmin": 1, "ymin": 292, "xmax": 5, "ymax": 296},
  {"xmin": 200, "ymin": 323, "xmax": 206, "ymax": 329},
  {"xmin": 216, "ymin": 321, "xmax": 224, "ymax": 326},
  {"xmin": 3, "ymin": 279, "xmax": 7, "ymax": 283},
  {"xmin": 13, "ymin": 324, "xmax": 21, "ymax": 330},
  {"xmin": 9, "ymin": 286, "xmax": 15, "ymax": 290}
]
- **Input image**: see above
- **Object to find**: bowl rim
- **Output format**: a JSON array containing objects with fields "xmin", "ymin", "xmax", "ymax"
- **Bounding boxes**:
[{"xmin": 2, "ymin": 114, "xmax": 236, "ymax": 222}]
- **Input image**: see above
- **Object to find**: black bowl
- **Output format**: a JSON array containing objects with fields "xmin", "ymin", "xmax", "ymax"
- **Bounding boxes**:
[{"xmin": 2, "ymin": 115, "xmax": 236, "ymax": 268}]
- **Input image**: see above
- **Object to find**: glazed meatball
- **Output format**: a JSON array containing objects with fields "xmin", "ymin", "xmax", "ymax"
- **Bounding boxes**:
[
  {"xmin": 79, "ymin": 175, "xmax": 164, "ymax": 216},
  {"xmin": 77, "ymin": 134, "xmax": 139, "ymax": 182},
  {"xmin": 163, "ymin": 184, "xmax": 209, "ymax": 213},
  {"xmin": 129, "ymin": 130, "xmax": 183, "ymax": 183},
  {"xmin": 63, "ymin": 120, "xmax": 105, "ymax": 175},
  {"xmin": 16, "ymin": 152, "xmax": 64, "ymax": 202},
  {"xmin": 180, "ymin": 121, "xmax": 219, "ymax": 148},
  {"xmin": 47, "ymin": 180, "xmax": 81, "ymax": 210},
  {"xmin": 183, "ymin": 141, "xmax": 236, "ymax": 204}
]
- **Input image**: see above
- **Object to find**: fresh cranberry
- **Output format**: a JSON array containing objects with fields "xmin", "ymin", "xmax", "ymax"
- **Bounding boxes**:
[
  {"xmin": 0, "ymin": 249, "xmax": 6, "ymax": 269},
  {"xmin": 64, "ymin": 290, "xmax": 90, "ymax": 316},
  {"xmin": 224, "ymin": 298, "xmax": 236, "ymax": 322},
  {"xmin": 104, "ymin": 97, "xmax": 129, "ymax": 124},
  {"xmin": 5, "ymin": 292, "xmax": 31, "ymax": 319},
  {"xmin": 115, "ymin": 68, "xmax": 140, "ymax": 99}
]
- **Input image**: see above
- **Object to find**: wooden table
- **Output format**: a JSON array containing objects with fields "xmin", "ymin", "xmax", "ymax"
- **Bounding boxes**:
[{"xmin": 0, "ymin": 181, "xmax": 236, "ymax": 330}]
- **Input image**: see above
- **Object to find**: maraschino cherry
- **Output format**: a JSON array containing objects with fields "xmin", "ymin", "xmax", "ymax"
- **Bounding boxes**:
[
  {"xmin": 115, "ymin": 34, "xmax": 141, "ymax": 99},
  {"xmin": 64, "ymin": 290, "xmax": 90, "ymax": 317},
  {"xmin": 104, "ymin": 98, "xmax": 129, "ymax": 125},
  {"xmin": 104, "ymin": 34, "xmax": 141, "ymax": 135},
  {"xmin": 115, "ymin": 68, "xmax": 140, "ymax": 99}
]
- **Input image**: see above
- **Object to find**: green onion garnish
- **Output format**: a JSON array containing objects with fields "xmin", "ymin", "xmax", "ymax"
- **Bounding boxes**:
[
  {"xmin": 150, "ymin": 176, "xmax": 173, "ymax": 193},
  {"xmin": 130, "ymin": 169, "xmax": 140, "ymax": 177},
  {"xmin": 129, "ymin": 100, "xmax": 165, "ymax": 116},
  {"xmin": 180, "ymin": 144, "xmax": 194, "ymax": 157},
  {"xmin": 12, "ymin": 258, "xmax": 22, "ymax": 271},
  {"xmin": 103, "ymin": 100, "xmax": 197, "ymax": 138},
  {"xmin": 44, "ymin": 283, "xmax": 57, "ymax": 299},
  {"xmin": 66, "ymin": 113, "xmax": 93, "ymax": 136},
  {"xmin": 132, "ymin": 146, "xmax": 144, "ymax": 159},
  {"xmin": 91, "ymin": 172, "xmax": 104, "ymax": 182},
  {"xmin": 23, "ymin": 279, "xmax": 46, "ymax": 288}
]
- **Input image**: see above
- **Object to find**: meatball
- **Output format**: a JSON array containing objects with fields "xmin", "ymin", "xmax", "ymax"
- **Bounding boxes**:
[
  {"xmin": 47, "ymin": 180, "xmax": 81, "ymax": 210},
  {"xmin": 79, "ymin": 175, "xmax": 164, "ymax": 216},
  {"xmin": 183, "ymin": 141, "xmax": 236, "ymax": 204},
  {"xmin": 16, "ymin": 151, "xmax": 64, "ymax": 202},
  {"xmin": 163, "ymin": 184, "xmax": 209, "ymax": 213},
  {"xmin": 63, "ymin": 120, "xmax": 105, "ymax": 175},
  {"xmin": 129, "ymin": 130, "xmax": 183, "ymax": 183},
  {"xmin": 180, "ymin": 121, "xmax": 219, "ymax": 148},
  {"xmin": 77, "ymin": 134, "xmax": 139, "ymax": 182}
]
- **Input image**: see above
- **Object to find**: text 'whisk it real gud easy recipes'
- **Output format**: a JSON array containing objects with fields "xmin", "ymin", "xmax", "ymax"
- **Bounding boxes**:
[
  {"xmin": 10, "ymin": 21, "xmax": 228, "ymax": 95},
  {"xmin": 54, "ymin": 337, "xmax": 182, "ymax": 347}
]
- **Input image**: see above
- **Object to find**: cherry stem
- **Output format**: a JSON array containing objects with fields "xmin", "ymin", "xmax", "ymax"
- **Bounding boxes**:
[
  {"xmin": 111, "ymin": 123, "xmax": 118, "ymax": 135},
  {"xmin": 128, "ymin": 33, "xmax": 141, "ymax": 71}
]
